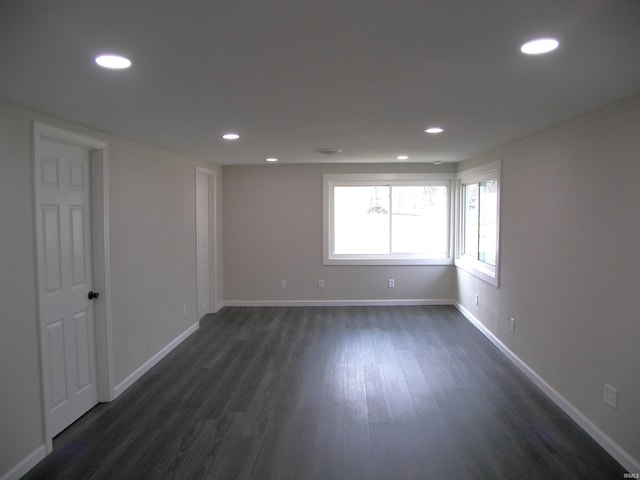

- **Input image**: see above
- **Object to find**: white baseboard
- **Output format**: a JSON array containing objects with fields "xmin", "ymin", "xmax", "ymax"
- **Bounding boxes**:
[
  {"xmin": 454, "ymin": 302, "xmax": 640, "ymax": 474},
  {"xmin": 212, "ymin": 301, "xmax": 225, "ymax": 313},
  {"xmin": 113, "ymin": 322, "xmax": 199, "ymax": 399},
  {"xmin": 3, "ymin": 324, "xmax": 200, "ymax": 480},
  {"xmin": 0, "ymin": 444, "xmax": 46, "ymax": 480},
  {"xmin": 222, "ymin": 298, "xmax": 455, "ymax": 307}
]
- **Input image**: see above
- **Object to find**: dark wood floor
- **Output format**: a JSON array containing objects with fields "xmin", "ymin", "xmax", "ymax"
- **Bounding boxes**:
[{"xmin": 23, "ymin": 306, "xmax": 625, "ymax": 480}]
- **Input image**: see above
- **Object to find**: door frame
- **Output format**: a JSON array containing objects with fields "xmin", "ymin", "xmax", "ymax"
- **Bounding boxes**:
[
  {"xmin": 32, "ymin": 122, "xmax": 114, "ymax": 452},
  {"xmin": 195, "ymin": 166, "xmax": 218, "ymax": 315}
]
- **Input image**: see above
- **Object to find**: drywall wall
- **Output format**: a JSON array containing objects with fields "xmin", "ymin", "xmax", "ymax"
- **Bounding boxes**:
[
  {"xmin": 108, "ymin": 139, "xmax": 204, "ymax": 384},
  {"xmin": 455, "ymin": 92, "xmax": 640, "ymax": 466},
  {"xmin": 223, "ymin": 163, "xmax": 456, "ymax": 304},
  {"xmin": 0, "ymin": 101, "xmax": 222, "ymax": 479},
  {"xmin": 0, "ymin": 102, "xmax": 46, "ymax": 479}
]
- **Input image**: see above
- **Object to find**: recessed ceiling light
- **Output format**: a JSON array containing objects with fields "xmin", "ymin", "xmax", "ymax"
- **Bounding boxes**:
[
  {"xmin": 266, "ymin": 157, "xmax": 278, "ymax": 162},
  {"xmin": 520, "ymin": 38, "xmax": 559, "ymax": 55},
  {"xmin": 425, "ymin": 127, "xmax": 444, "ymax": 134},
  {"xmin": 397, "ymin": 155, "xmax": 409, "ymax": 160},
  {"xmin": 222, "ymin": 133, "xmax": 240, "ymax": 140},
  {"xmin": 94, "ymin": 54, "xmax": 131, "ymax": 69}
]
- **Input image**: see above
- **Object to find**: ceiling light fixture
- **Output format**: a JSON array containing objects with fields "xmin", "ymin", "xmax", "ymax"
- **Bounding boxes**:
[
  {"xmin": 520, "ymin": 38, "xmax": 559, "ymax": 55},
  {"xmin": 425, "ymin": 127, "xmax": 444, "ymax": 134},
  {"xmin": 434, "ymin": 161, "xmax": 443, "ymax": 165},
  {"xmin": 397, "ymin": 155, "xmax": 409, "ymax": 160},
  {"xmin": 266, "ymin": 157, "xmax": 278, "ymax": 162},
  {"xmin": 222, "ymin": 133, "xmax": 240, "ymax": 140},
  {"xmin": 94, "ymin": 54, "xmax": 131, "ymax": 69}
]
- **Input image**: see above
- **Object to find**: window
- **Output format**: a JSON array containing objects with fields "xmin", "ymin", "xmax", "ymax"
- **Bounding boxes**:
[
  {"xmin": 456, "ymin": 162, "xmax": 501, "ymax": 286},
  {"xmin": 324, "ymin": 174, "xmax": 453, "ymax": 265}
]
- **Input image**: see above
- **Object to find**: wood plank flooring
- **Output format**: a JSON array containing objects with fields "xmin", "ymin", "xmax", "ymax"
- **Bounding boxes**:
[{"xmin": 22, "ymin": 306, "xmax": 626, "ymax": 479}]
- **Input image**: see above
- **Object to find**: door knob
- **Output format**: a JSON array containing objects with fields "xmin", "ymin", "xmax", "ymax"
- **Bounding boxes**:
[{"xmin": 88, "ymin": 291, "xmax": 100, "ymax": 300}]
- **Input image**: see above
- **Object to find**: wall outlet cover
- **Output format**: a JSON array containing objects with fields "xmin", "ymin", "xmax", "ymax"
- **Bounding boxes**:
[{"xmin": 603, "ymin": 383, "xmax": 618, "ymax": 410}]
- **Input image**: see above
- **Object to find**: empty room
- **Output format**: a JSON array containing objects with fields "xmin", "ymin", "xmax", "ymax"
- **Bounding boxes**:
[{"xmin": 1, "ymin": 1, "xmax": 639, "ymax": 479}]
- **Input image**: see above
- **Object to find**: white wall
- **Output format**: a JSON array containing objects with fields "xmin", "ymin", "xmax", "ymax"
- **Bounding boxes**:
[
  {"xmin": 223, "ymin": 163, "xmax": 456, "ymax": 304},
  {"xmin": 455, "ymin": 92, "xmax": 640, "ymax": 466},
  {"xmin": 108, "ymin": 139, "xmax": 221, "ymax": 383},
  {"xmin": 0, "ymin": 103, "xmax": 45, "ymax": 479},
  {"xmin": 0, "ymin": 101, "xmax": 223, "ymax": 479}
]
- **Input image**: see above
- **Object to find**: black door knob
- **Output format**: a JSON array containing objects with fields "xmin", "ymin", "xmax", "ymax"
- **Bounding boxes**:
[{"xmin": 88, "ymin": 291, "xmax": 100, "ymax": 300}]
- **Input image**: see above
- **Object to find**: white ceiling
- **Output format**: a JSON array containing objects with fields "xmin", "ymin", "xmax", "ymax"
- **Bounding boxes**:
[{"xmin": 1, "ymin": 0, "xmax": 639, "ymax": 165}]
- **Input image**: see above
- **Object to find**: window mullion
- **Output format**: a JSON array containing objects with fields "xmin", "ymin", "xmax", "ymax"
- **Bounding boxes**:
[
  {"xmin": 388, "ymin": 185, "xmax": 393, "ymax": 254},
  {"xmin": 461, "ymin": 184, "xmax": 467, "ymax": 257},
  {"xmin": 476, "ymin": 182, "xmax": 481, "ymax": 260}
]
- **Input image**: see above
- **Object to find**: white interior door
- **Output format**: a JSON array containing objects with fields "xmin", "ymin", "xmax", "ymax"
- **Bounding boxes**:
[
  {"xmin": 36, "ymin": 137, "xmax": 99, "ymax": 436},
  {"xmin": 196, "ymin": 171, "xmax": 211, "ymax": 318}
]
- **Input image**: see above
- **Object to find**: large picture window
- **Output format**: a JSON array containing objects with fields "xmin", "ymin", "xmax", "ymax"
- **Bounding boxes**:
[
  {"xmin": 456, "ymin": 162, "xmax": 501, "ymax": 285},
  {"xmin": 324, "ymin": 174, "xmax": 453, "ymax": 265}
]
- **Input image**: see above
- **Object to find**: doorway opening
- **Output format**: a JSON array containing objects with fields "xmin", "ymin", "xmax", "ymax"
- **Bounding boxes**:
[{"xmin": 195, "ymin": 167, "xmax": 217, "ymax": 318}]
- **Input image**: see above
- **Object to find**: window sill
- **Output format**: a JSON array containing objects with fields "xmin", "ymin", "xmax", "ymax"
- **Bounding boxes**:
[
  {"xmin": 455, "ymin": 256, "xmax": 499, "ymax": 287},
  {"xmin": 324, "ymin": 256, "xmax": 454, "ymax": 266}
]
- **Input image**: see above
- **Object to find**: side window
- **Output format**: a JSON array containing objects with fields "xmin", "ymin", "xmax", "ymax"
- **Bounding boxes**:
[{"xmin": 456, "ymin": 162, "xmax": 501, "ymax": 285}]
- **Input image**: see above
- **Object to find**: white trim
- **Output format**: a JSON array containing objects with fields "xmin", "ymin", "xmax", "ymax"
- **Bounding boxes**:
[
  {"xmin": 195, "ymin": 167, "xmax": 217, "ymax": 318},
  {"xmin": 455, "ymin": 161, "xmax": 502, "ymax": 182},
  {"xmin": 223, "ymin": 298, "xmax": 456, "ymax": 307},
  {"xmin": 213, "ymin": 301, "xmax": 225, "ymax": 313},
  {"xmin": 33, "ymin": 123, "xmax": 107, "ymax": 151},
  {"xmin": 113, "ymin": 322, "xmax": 199, "ymax": 398},
  {"xmin": 0, "ymin": 444, "xmax": 46, "ymax": 480},
  {"xmin": 91, "ymin": 146, "xmax": 115, "ymax": 402},
  {"xmin": 32, "ymin": 122, "xmax": 114, "ymax": 453},
  {"xmin": 454, "ymin": 302, "xmax": 640, "ymax": 474}
]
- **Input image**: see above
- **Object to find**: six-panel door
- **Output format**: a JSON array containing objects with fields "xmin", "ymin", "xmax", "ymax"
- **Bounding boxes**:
[{"xmin": 37, "ymin": 138, "xmax": 98, "ymax": 436}]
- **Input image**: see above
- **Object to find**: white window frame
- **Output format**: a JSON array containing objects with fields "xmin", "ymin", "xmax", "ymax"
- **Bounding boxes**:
[
  {"xmin": 455, "ymin": 161, "xmax": 501, "ymax": 286},
  {"xmin": 323, "ymin": 173, "xmax": 454, "ymax": 265}
]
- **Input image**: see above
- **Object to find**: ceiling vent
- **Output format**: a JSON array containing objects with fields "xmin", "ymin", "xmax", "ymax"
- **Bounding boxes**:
[{"xmin": 313, "ymin": 148, "xmax": 343, "ymax": 156}]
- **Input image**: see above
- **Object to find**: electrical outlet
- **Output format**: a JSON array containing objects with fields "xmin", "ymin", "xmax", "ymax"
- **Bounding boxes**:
[
  {"xmin": 318, "ymin": 279, "xmax": 325, "ymax": 289},
  {"xmin": 510, "ymin": 317, "xmax": 515, "ymax": 332},
  {"xmin": 388, "ymin": 279, "xmax": 395, "ymax": 288},
  {"xmin": 280, "ymin": 280, "xmax": 287, "ymax": 289},
  {"xmin": 603, "ymin": 383, "xmax": 618, "ymax": 410}
]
